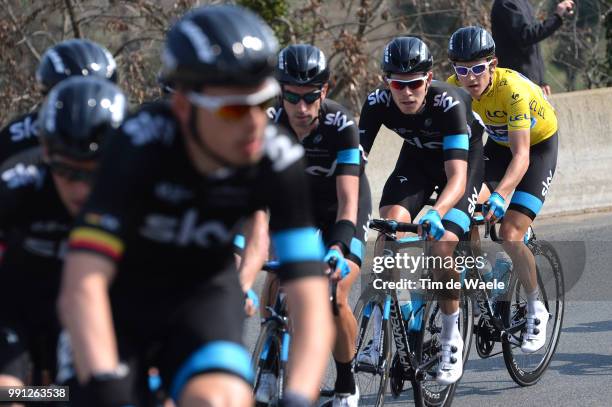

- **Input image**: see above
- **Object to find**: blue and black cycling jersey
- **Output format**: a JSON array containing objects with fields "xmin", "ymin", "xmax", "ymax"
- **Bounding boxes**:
[
  {"xmin": 267, "ymin": 98, "xmax": 366, "ymax": 207},
  {"xmin": 359, "ymin": 81, "xmax": 485, "ymax": 238},
  {"xmin": 0, "ymin": 111, "xmax": 41, "ymax": 167},
  {"xmin": 0, "ymin": 152, "xmax": 72, "ymax": 380},
  {"xmin": 359, "ymin": 80, "xmax": 482, "ymax": 162},
  {"xmin": 69, "ymin": 101, "xmax": 326, "ymax": 285},
  {"xmin": 267, "ymin": 98, "xmax": 372, "ymax": 263}
]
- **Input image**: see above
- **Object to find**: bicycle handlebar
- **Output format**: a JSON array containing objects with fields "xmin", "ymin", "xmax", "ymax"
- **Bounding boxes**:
[{"xmin": 369, "ymin": 218, "xmax": 430, "ymax": 234}]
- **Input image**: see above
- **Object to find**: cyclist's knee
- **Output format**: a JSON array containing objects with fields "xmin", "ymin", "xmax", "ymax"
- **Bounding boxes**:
[
  {"xmin": 336, "ymin": 269, "xmax": 358, "ymax": 311},
  {"xmin": 380, "ymin": 205, "xmax": 411, "ymax": 222},
  {"xmin": 178, "ymin": 373, "xmax": 252, "ymax": 407},
  {"xmin": 499, "ymin": 219, "xmax": 528, "ymax": 242},
  {"xmin": 430, "ymin": 237, "xmax": 458, "ymax": 258}
]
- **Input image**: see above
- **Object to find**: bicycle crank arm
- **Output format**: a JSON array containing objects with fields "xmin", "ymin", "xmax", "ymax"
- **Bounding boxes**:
[{"xmin": 502, "ymin": 331, "xmax": 522, "ymax": 346}]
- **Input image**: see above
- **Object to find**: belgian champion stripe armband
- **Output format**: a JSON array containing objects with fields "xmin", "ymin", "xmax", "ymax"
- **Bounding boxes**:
[{"xmin": 68, "ymin": 227, "xmax": 125, "ymax": 261}]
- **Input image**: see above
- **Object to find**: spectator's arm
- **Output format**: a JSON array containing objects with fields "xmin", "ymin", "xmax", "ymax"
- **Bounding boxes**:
[{"xmin": 495, "ymin": 0, "xmax": 562, "ymax": 46}]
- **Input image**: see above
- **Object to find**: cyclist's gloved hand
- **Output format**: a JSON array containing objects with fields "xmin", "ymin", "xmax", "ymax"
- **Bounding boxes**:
[
  {"xmin": 74, "ymin": 364, "xmax": 133, "ymax": 407},
  {"xmin": 485, "ymin": 192, "xmax": 506, "ymax": 221},
  {"xmin": 244, "ymin": 289, "xmax": 259, "ymax": 317},
  {"xmin": 419, "ymin": 209, "xmax": 445, "ymax": 240},
  {"xmin": 324, "ymin": 248, "xmax": 351, "ymax": 279}
]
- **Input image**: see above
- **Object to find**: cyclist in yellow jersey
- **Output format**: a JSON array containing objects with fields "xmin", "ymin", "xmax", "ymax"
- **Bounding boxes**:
[{"xmin": 447, "ymin": 26, "xmax": 559, "ymax": 354}]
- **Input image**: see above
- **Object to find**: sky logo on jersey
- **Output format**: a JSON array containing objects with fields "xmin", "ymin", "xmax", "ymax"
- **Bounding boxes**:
[
  {"xmin": 123, "ymin": 112, "xmax": 175, "ymax": 146},
  {"xmin": 367, "ymin": 89, "xmax": 390, "ymax": 106},
  {"xmin": 404, "ymin": 136, "xmax": 442, "ymax": 149},
  {"xmin": 266, "ymin": 106, "xmax": 282, "ymax": 123},
  {"xmin": 324, "ymin": 111, "xmax": 354, "ymax": 131},
  {"xmin": 9, "ymin": 116, "xmax": 39, "ymax": 142},
  {"xmin": 1, "ymin": 163, "xmax": 42, "ymax": 189},
  {"xmin": 433, "ymin": 91, "xmax": 460, "ymax": 112},
  {"xmin": 140, "ymin": 209, "xmax": 231, "ymax": 247},
  {"xmin": 306, "ymin": 161, "xmax": 336, "ymax": 177},
  {"xmin": 542, "ymin": 170, "xmax": 553, "ymax": 197},
  {"xmin": 264, "ymin": 128, "xmax": 304, "ymax": 172},
  {"xmin": 484, "ymin": 125, "xmax": 509, "ymax": 142}
]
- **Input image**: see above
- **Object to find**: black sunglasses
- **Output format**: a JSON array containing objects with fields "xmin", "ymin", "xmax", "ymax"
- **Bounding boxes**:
[
  {"xmin": 282, "ymin": 89, "xmax": 322, "ymax": 105},
  {"xmin": 48, "ymin": 160, "xmax": 97, "ymax": 183}
]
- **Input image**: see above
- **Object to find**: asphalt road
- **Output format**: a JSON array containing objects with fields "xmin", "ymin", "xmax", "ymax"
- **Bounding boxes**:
[{"xmin": 244, "ymin": 211, "xmax": 612, "ymax": 407}]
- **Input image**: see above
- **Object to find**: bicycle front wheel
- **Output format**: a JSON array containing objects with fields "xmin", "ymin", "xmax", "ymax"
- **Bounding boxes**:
[
  {"xmin": 252, "ymin": 320, "xmax": 286, "ymax": 406},
  {"xmin": 413, "ymin": 294, "xmax": 473, "ymax": 407},
  {"xmin": 352, "ymin": 290, "xmax": 392, "ymax": 407},
  {"xmin": 500, "ymin": 240, "xmax": 565, "ymax": 386}
]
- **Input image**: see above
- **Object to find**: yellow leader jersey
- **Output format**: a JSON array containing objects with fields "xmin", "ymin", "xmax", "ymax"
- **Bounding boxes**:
[{"xmin": 447, "ymin": 68, "xmax": 557, "ymax": 147}]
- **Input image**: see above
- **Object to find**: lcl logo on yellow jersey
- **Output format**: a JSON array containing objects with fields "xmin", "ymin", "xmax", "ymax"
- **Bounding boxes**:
[{"xmin": 509, "ymin": 113, "xmax": 529, "ymax": 122}]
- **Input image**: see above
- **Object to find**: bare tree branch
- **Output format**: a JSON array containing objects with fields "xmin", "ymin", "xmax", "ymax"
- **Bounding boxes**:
[
  {"xmin": 64, "ymin": 0, "xmax": 82, "ymax": 38},
  {"xmin": 1, "ymin": 0, "xmax": 42, "ymax": 61},
  {"xmin": 113, "ymin": 36, "xmax": 163, "ymax": 57}
]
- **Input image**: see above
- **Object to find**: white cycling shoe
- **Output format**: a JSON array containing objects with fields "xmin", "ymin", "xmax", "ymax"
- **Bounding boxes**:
[
  {"xmin": 356, "ymin": 339, "xmax": 379, "ymax": 366},
  {"xmin": 255, "ymin": 372, "xmax": 277, "ymax": 403},
  {"xmin": 435, "ymin": 333, "xmax": 464, "ymax": 385},
  {"xmin": 521, "ymin": 301, "xmax": 550, "ymax": 353},
  {"xmin": 332, "ymin": 385, "xmax": 359, "ymax": 407}
]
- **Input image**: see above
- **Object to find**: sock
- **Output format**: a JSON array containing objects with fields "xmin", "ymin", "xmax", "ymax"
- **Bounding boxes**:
[
  {"xmin": 440, "ymin": 309, "xmax": 460, "ymax": 341},
  {"xmin": 526, "ymin": 289, "xmax": 539, "ymax": 314},
  {"xmin": 334, "ymin": 359, "xmax": 356, "ymax": 394}
]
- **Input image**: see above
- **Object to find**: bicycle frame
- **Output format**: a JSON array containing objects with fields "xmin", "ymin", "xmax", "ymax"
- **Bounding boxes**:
[{"xmin": 358, "ymin": 226, "xmax": 442, "ymax": 383}]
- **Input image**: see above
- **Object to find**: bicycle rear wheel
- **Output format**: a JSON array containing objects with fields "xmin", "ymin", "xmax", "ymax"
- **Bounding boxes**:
[
  {"xmin": 413, "ymin": 294, "xmax": 473, "ymax": 407},
  {"xmin": 352, "ymin": 290, "xmax": 392, "ymax": 407},
  {"xmin": 252, "ymin": 320, "xmax": 286, "ymax": 406},
  {"xmin": 500, "ymin": 240, "xmax": 564, "ymax": 386}
]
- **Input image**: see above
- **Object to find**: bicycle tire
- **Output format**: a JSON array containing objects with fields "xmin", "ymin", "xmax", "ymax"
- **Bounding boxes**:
[
  {"xmin": 252, "ymin": 320, "xmax": 286, "ymax": 406},
  {"xmin": 500, "ymin": 239, "xmax": 565, "ymax": 386},
  {"xmin": 352, "ymin": 289, "xmax": 392, "ymax": 407},
  {"xmin": 414, "ymin": 295, "xmax": 473, "ymax": 407}
]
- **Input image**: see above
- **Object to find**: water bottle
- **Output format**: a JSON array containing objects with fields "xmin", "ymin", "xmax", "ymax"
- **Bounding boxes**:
[
  {"xmin": 407, "ymin": 291, "xmax": 425, "ymax": 332},
  {"xmin": 399, "ymin": 300, "xmax": 412, "ymax": 323},
  {"xmin": 491, "ymin": 252, "xmax": 512, "ymax": 299},
  {"xmin": 481, "ymin": 258, "xmax": 494, "ymax": 283}
]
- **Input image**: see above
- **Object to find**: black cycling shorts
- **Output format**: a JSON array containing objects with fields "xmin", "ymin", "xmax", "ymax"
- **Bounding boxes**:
[
  {"xmin": 484, "ymin": 132, "xmax": 558, "ymax": 220},
  {"xmin": 316, "ymin": 177, "xmax": 372, "ymax": 267},
  {"xmin": 62, "ymin": 266, "xmax": 251, "ymax": 404},
  {"xmin": 379, "ymin": 141, "xmax": 484, "ymax": 239}
]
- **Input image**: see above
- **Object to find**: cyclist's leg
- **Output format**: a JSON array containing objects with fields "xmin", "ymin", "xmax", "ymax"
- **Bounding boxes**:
[
  {"xmin": 162, "ymin": 269, "xmax": 253, "ymax": 406},
  {"xmin": 330, "ymin": 180, "xmax": 372, "ymax": 396},
  {"xmin": 377, "ymin": 151, "xmax": 431, "ymax": 254},
  {"xmin": 259, "ymin": 271, "xmax": 280, "ymax": 318},
  {"xmin": 499, "ymin": 134, "xmax": 558, "ymax": 352},
  {"xmin": 434, "ymin": 139, "xmax": 484, "ymax": 385},
  {"xmin": 500, "ymin": 133, "xmax": 558, "ymax": 287},
  {"xmin": 437, "ymin": 133, "xmax": 484, "ymax": 314}
]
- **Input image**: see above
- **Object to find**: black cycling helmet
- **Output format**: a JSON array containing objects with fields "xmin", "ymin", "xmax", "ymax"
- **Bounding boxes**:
[
  {"xmin": 39, "ymin": 76, "xmax": 127, "ymax": 160},
  {"xmin": 161, "ymin": 4, "xmax": 278, "ymax": 89},
  {"xmin": 36, "ymin": 39, "xmax": 117, "ymax": 92},
  {"xmin": 448, "ymin": 26, "xmax": 495, "ymax": 62},
  {"xmin": 382, "ymin": 37, "xmax": 433, "ymax": 75},
  {"xmin": 275, "ymin": 44, "xmax": 329, "ymax": 86}
]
